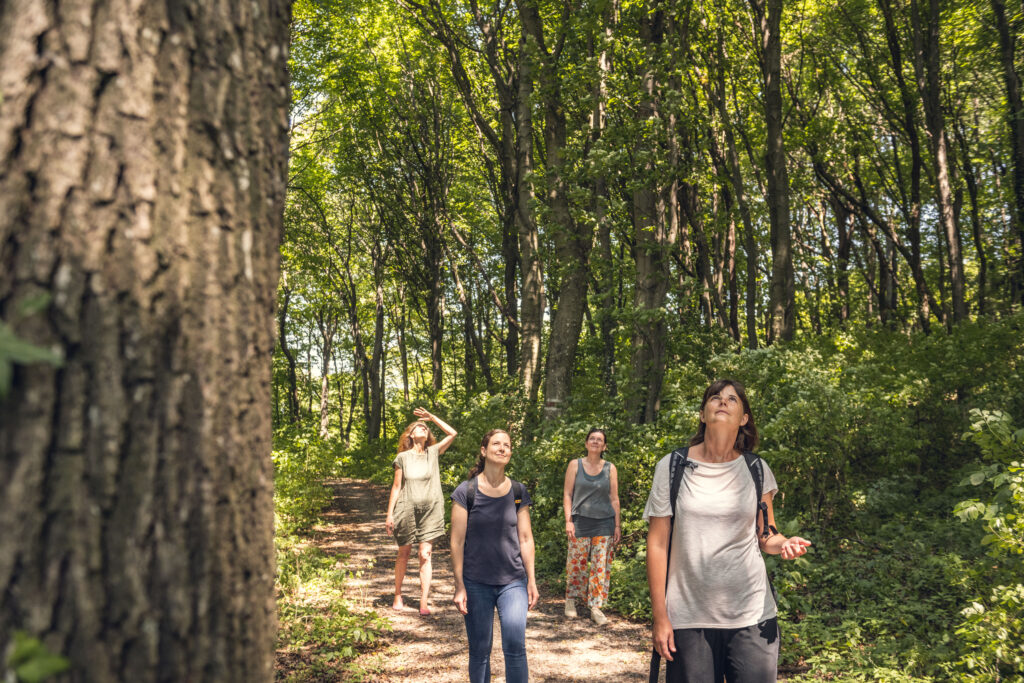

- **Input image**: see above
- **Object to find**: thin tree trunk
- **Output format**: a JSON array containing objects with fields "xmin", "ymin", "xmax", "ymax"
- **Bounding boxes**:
[
  {"xmin": 316, "ymin": 312, "xmax": 337, "ymax": 439},
  {"xmin": 954, "ymin": 118, "xmax": 988, "ymax": 315},
  {"xmin": 278, "ymin": 284, "xmax": 301, "ymax": 424},
  {"xmin": 913, "ymin": 0, "xmax": 966, "ymax": 321},
  {"xmin": 878, "ymin": 0, "xmax": 931, "ymax": 332},
  {"xmin": 990, "ymin": 0, "xmax": 1024, "ymax": 300},
  {"xmin": 592, "ymin": 2, "xmax": 618, "ymax": 396},
  {"xmin": 368, "ymin": 248, "xmax": 387, "ymax": 440},
  {"xmin": 518, "ymin": 0, "xmax": 594, "ymax": 419},
  {"xmin": 628, "ymin": 3, "xmax": 676, "ymax": 424},
  {"xmin": 0, "ymin": 0, "xmax": 290, "ymax": 677},
  {"xmin": 751, "ymin": 0, "xmax": 794, "ymax": 341},
  {"xmin": 516, "ymin": 15, "xmax": 545, "ymax": 405}
]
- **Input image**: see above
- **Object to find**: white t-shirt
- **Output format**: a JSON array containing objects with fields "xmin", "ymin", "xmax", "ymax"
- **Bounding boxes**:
[{"xmin": 643, "ymin": 451, "xmax": 779, "ymax": 629}]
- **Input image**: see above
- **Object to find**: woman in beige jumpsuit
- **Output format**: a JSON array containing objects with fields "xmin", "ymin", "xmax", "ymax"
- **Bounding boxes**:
[{"xmin": 385, "ymin": 407, "xmax": 457, "ymax": 614}]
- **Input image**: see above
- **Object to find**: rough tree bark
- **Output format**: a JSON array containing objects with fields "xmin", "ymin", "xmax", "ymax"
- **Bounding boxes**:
[{"xmin": 0, "ymin": 0, "xmax": 291, "ymax": 680}]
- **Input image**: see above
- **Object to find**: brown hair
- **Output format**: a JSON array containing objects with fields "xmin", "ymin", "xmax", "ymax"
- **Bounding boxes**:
[
  {"xmin": 688, "ymin": 379, "xmax": 759, "ymax": 452},
  {"xmin": 397, "ymin": 420, "xmax": 436, "ymax": 454},
  {"xmin": 468, "ymin": 428, "xmax": 510, "ymax": 479}
]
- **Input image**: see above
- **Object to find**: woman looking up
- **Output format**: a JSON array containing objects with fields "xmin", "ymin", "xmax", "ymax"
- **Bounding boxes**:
[
  {"xmin": 645, "ymin": 379, "xmax": 811, "ymax": 682},
  {"xmin": 385, "ymin": 407, "xmax": 457, "ymax": 615},
  {"xmin": 450, "ymin": 429, "xmax": 540, "ymax": 683},
  {"xmin": 562, "ymin": 428, "xmax": 620, "ymax": 626}
]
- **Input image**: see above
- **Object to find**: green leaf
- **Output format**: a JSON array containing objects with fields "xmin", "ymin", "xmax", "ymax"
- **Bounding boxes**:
[{"xmin": 15, "ymin": 654, "xmax": 71, "ymax": 683}]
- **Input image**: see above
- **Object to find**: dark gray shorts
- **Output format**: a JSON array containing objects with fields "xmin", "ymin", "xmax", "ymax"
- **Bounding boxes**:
[{"xmin": 666, "ymin": 618, "xmax": 780, "ymax": 683}]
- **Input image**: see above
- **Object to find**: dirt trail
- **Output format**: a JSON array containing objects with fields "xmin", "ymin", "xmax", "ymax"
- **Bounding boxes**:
[{"xmin": 315, "ymin": 478, "xmax": 656, "ymax": 682}]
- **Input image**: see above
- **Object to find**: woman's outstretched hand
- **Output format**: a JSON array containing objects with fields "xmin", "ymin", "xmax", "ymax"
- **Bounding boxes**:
[
  {"xmin": 780, "ymin": 536, "xmax": 812, "ymax": 560},
  {"xmin": 413, "ymin": 406, "xmax": 433, "ymax": 421}
]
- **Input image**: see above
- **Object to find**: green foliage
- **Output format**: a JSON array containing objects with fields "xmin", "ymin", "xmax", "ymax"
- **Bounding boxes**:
[
  {"xmin": 950, "ymin": 412, "xmax": 1024, "ymax": 680},
  {"xmin": 276, "ymin": 536, "xmax": 389, "ymax": 682},
  {"xmin": 0, "ymin": 295, "xmax": 63, "ymax": 398},
  {"xmin": 3, "ymin": 632, "xmax": 70, "ymax": 683},
  {"xmin": 273, "ymin": 429, "xmax": 339, "ymax": 535}
]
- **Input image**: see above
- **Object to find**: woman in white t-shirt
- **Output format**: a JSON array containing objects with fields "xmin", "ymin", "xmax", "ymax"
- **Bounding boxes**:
[{"xmin": 644, "ymin": 379, "xmax": 811, "ymax": 682}]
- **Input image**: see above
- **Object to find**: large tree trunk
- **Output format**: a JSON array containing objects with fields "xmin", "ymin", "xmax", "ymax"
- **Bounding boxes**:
[
  {"xmin": 0, "ymin": 0, "xmax": 290, "ymax": 679},
  {"xmin": 751, "ymin": 0, "xmax": 794, "ymax": 342}
]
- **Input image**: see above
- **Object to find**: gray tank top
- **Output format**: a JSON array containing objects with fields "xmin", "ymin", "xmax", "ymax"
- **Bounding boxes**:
[{"xmin": 571, "ymin": 459, "xmax": 615, "ymax": 538}]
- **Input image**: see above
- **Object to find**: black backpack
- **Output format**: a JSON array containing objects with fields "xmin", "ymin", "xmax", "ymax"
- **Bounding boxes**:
[
  {"xmin": 464, "ymin": 476, "xmax": 526, "ymax": 513},
  {"xmin": 648, "ymin": 446, "xmax": 778, "ymax": 682}
]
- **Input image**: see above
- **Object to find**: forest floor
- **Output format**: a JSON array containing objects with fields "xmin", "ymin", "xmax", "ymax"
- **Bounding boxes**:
[{"xmin": 291, "ymin": 477, "xmax": 658, "ymax": 682}]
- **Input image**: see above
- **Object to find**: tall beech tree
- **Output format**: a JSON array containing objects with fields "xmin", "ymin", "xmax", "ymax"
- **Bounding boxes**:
[{"xmin": 0, "ymin": 0, "xmax": 291, "ymax": 680}]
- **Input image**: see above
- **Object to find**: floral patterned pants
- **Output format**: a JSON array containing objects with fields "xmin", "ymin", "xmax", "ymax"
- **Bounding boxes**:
[{"xmin": 565, "ymin": 535, "xmax": 611, "ymax": 609}]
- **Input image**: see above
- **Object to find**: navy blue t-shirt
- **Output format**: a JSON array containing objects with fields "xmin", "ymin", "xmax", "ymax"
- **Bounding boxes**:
[{"xmin": 452, "ymin": 478, "xmax": 533, "ymax": 585}]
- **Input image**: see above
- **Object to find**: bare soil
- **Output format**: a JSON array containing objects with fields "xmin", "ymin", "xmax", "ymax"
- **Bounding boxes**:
[{"xmin": 310, "ymin": 477, "xmax": 657, "ymax": 682}]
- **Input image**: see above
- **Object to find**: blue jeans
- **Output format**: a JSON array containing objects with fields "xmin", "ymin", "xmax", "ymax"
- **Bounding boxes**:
[{"xmin": 463, "ymin": 577, "xmax": 529, "ymax": 683}]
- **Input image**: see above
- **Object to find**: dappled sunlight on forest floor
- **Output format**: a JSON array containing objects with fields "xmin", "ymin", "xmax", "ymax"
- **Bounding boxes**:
[{"xmin": 296, "ymin": 478, "xmax": 660, "ymax": 681}]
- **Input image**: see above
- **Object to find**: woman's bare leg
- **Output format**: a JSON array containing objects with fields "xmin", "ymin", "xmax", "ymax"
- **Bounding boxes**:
[
  {"xmin": 418, "ymin": 541, "xmax": 433, "ymax": 612},
  {"xmin": 394, "ymin": 544, "xmax": 412, "ymax": 609}
]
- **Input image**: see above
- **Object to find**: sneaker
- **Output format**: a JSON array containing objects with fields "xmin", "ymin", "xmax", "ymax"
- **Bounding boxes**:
[
  {"xmin": 590, "ymin": 607, "xmax": 608, "ymax": 626},
  {"xmin": 564, "ymin": 599, "xmax": 577, "ymax": 618}
]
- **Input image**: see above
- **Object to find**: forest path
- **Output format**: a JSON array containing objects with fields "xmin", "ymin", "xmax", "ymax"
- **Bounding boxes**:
[{"xmin": 318, "ymin": 477, "xmax": 656, "ymax": 682}]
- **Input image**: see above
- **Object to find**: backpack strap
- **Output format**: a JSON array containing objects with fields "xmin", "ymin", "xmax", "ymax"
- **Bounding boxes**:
[
  {"xmin": 744, "ymin": 451, "xmax": 780, "ymax": 606},
  {"xmin": 649, "ymin": 447, "xmax": 691, "ymax": 683},
  {"xmin": 512, "ymin": 480, "xmax": 525, "ymax": 512},
  {"xmin": 465, "ymin": 476, "xmax": 477, "ymax": 514},
  {"xmin": 743, "ymin": 451, "xmax": 778, "ymax": 539},
  {"xmin": 466, "ymin": 476, "xmax": 525, "ymax": 514}
]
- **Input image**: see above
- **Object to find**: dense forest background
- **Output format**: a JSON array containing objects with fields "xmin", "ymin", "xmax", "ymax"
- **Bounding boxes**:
[{"xmin": 274, "ymin": 0, "xmax": 1024, "ymax": 680}]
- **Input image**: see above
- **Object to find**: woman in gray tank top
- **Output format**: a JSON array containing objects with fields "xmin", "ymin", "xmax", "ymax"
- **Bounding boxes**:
[{"xmin": 562, "ymin": 428, "xmax": 620, "ymax": 626}]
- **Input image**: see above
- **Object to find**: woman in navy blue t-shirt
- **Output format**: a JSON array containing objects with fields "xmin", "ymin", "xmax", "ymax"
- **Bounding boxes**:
[{"xmin": 451, "ymin": 429, "xmax": 539, "ymax": 683}]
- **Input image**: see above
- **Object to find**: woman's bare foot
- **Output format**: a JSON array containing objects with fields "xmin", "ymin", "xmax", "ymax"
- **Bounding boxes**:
[{"xmin": 392, "ymin": 597, "xmax": 404, "ymax": 610}]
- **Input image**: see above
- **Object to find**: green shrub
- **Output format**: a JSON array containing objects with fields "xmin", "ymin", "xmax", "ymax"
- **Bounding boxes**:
[
  {"xmin": 276, "ymin": 536, "xmax": 389, "ymax": 681},
  {"xmin": 273, "ymin": 429, "xmax": 339, "ymax": 535},
  {"xmin": 951, "ymin": 410, "xmax": 1024, "ymax": 680}
]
